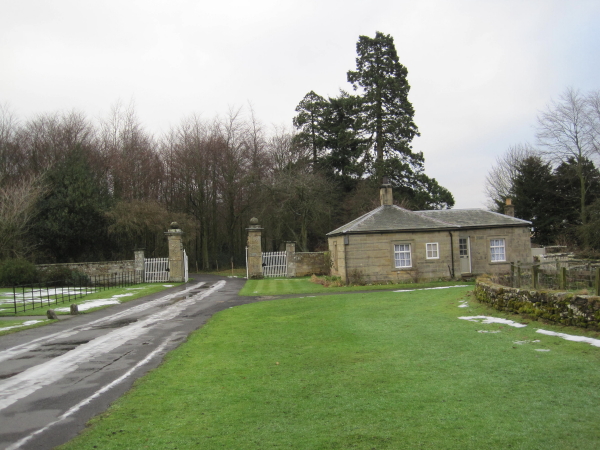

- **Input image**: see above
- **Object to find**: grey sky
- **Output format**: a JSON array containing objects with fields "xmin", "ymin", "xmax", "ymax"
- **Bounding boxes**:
[{"xmin": 2, "ymin": 0, "xmax": 599, "ymax": 209}]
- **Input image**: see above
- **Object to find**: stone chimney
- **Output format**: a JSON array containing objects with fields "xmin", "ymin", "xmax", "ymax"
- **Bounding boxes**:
[
  {"xmin": 504, "ymin": 198, "xmax": 515, "ymax": 217},
  {"xmin": 380, "ymin": 177, "xmax": 393, "ymax": 206}
]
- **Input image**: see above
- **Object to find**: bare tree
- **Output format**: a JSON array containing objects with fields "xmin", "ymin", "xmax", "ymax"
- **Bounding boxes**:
[
  {"xmin": 99, "ymin": 101, "xmax": 163, "ymax": 201},
  {"xmin": 536, "ymin": 88, "xmax": 597, "ymax": 228},
  {"xmin": 267, "ymin": 126, "xmax": 311, "ymax": 173},
  {"xmin": 484, "ymin": 143, "xmax": 537, "ymax": 210},
  {"xmin": 587, "ymin": 90, "xmax": 600, "ymax": 155},
  {"xmin": 0, "ymin": 175, "xmax": 46, "ymax": 259},
  {"xmin": 17, "ymin": 111, "xmax": 96, "ymax": 177},
  {"xmin": 0, "ymin": 103, "xmax": 21, "ymax": 184}
]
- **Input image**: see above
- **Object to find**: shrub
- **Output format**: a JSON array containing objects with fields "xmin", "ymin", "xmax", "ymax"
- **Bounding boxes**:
[
  {"xmin": 310, "ymin": 274, "xmax": 344, "ymax": 287},
  {"xmin": 40, "ymin": 266, "xmax": 90, "ymax": 286},
  {"xmin": 348, "ymin": 269, "xmax": 366, "ymax": 286},
  {"xmin": 0, "ymin": 259, "xmax": 39, "ymax": 286}
]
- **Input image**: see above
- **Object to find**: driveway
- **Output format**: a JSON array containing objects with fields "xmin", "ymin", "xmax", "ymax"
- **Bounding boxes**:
[{"xmin": 0, "ymin": 275, "xmax": 257, "ymax": 450}]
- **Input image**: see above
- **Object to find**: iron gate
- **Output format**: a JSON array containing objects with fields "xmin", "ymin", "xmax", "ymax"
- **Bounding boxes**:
[{"xmin": 262, "ymin": 251, "xmax": 287, "ymax": 277}]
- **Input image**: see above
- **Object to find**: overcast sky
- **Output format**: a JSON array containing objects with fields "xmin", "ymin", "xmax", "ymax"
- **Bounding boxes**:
[{"xmin": 2, "ymin": 0, "xmax": 599, "ymax": 209}]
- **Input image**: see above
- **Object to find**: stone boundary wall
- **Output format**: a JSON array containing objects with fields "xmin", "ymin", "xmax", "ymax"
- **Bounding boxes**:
[
  {"xmin": 36, "ymin": 261, "xmax": 135, "ymax": 277},
  {"xmin": 294, "ymin": 252, "xmax": 329, "ymax": 277},
  {"xmin": 475, "ymin": 278, "xmax": 600, "ymax": 329}
]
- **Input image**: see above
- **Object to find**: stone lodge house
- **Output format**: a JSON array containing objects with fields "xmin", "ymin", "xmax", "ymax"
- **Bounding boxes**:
[{"xmin": 327, "ymin": 183, "xmax": 532, "ymax": 283}]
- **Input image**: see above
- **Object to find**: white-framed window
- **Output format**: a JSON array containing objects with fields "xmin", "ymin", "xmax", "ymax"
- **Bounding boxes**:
[
  {"xmin": 490, "ymin": 238, "xmax": 506, "ymax": 262},
  {"xmin": 426, "ymin": 242, "xmax": 439, "ymax": 259},
  {"xmin": 459, "ymin": 238, "xmax": 468, "ymax": 256},
  {"xmin": 394, "ymin": 244, "xmax": 412, "ymax": 268}
]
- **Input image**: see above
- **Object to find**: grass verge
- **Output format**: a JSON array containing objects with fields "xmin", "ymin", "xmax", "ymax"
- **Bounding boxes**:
[
  {"xmin": 239, "ymin": 276, "xmax": 472, "ymax": 296},
  {"xmin": 0, "ymin": 283, "xmax": 183, "ymax": 317},
  {"xmin": 59, "ymin": 287, "xmax": 600, "ymax": 449},
  {"xmin": 0, "ymin": 318, "xmax": 57, "ymax": 336}
]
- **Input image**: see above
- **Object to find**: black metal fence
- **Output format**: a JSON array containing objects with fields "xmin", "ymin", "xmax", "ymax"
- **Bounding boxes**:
[
  {"xmin": 491, "ymin": 260, "xmax": 600, "ymax": 295},
  {"xmin": 8, "ymin": 270, "xmax": 144, "ymax": 315}
]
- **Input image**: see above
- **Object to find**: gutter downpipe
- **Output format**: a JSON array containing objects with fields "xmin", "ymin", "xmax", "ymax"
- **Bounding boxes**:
[
  {"xmin": 343, "ymin": 234, "xmax": 349, "ymax": 285},
  {"xmin": 448, "ymin": 231, "xmax": 455, "ymax": 279}
]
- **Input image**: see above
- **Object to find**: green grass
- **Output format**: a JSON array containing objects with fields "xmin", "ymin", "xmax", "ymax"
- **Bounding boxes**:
[
  {"xmin": 59, "ymin": 287, "xmax": 600, "ymax": 449},
  {"xmin": 0, "ymin": 318, "xmax": 57, "ymax": 336},
  {"xmin": 0, "ymin": 283, "xmax": 182, "ymax": 317},
  {"xmin": 239, "ymin": 276, "xmax": 473, "ymax": 296}
]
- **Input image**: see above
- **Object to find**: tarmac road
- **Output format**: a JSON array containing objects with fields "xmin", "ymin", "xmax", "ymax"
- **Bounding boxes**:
[{"xmin": 0, "ymin": 274, "xmax": 256, "ymax": 450}]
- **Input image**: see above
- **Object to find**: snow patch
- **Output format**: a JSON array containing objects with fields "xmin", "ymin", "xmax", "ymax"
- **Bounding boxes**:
[
  {"xmin": 536, "ymin": 329, "xmax": 600, "ymax": 348},
  {"xmin": 535, "ymin": 349, "xmax": 551, "ymax": 352},
  {"xmin": 478, "ymin": 330, "xmax": 501, "ymax": 333},
  {"xmin": 395, "ymin": 285, "xmax": 469, "ymax": 293},
  {"xmin": 55, "ymin": 299, "xmax": 120, "ymax": 312},
  {"xmin": 0, "ymin": 320, "xmax": 46, "ymax": 331},
  {"xmin": 513, "ymin": 339, "xmax": 541, "ymax": 345},
  {"xmin": 163, "ymin": 285, "xmax": 174, "ymax": 287},
  {"xmin": 459, "ymin": 316, "xmax": 527, "ymax": 328}
]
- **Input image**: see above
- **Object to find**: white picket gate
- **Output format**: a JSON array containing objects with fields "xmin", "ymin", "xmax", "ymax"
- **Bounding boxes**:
[
  {"xmin": 184, "ymin": 250, "xmax": 189, "ymax": 281},
  {"xmin": 262, "ymin": 251, "xmax": 287, "ymax": 277},
  {"xmin": 145, "ymin": 257, "xmax": 170, "ymax": 282}
]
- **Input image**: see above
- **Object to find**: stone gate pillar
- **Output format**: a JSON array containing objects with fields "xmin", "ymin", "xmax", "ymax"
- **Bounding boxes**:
[
  {"xmin": 165, "ymin": 222, "xmax": 185, "ymax": 282},
  {"xmin": 134, "ymin": 249, "xmax": 145, "ymax": 283},
  {"xmin": 286, "ymin": 242, "xmax": 296, "ymax": 277},
  {"xmin": 247, "ymin": 217, "xmax": 263, "ymax": 279}
]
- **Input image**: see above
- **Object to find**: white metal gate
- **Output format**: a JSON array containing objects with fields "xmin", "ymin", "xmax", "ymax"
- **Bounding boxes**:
[
  {"xmin": 184, "ymin": 250, "xmax": 189, "ymax": 281},
  {"xmin": 145, "ymin": 257, "xmax": 170, "ymax": 282},
  {"xmin": 262, "ymin": 251, "xmax": 287, "ymax": 277}
]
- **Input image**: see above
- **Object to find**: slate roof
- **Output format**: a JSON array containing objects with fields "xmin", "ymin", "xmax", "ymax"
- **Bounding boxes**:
[{"xmin": 327, "ymin": 205, "xmax": 531, "ymax": 236}]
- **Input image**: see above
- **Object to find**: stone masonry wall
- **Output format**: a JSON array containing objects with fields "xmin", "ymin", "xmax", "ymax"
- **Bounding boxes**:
[
  {"xmin": 475, "ymin": 277, "xmax": 600, "ymax": 329},
  {"xmin": 328, "ymin": 226, "xmax": 531, "ymax": 284},
  {"xmin": 294, "ymin": 252, "xmax": 329, "ymax": 277},
  {"xmin": 37, "ymin": 261, "xmax": 135, "ymax": 277}
]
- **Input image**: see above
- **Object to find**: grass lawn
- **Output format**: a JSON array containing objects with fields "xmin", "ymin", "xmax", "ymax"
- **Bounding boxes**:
[
  {"xmin": 0, "ymin": 318, "xmax": 57, "ymax": 336},
  {"xmin": 0, "ymin": 283, "xmax": 183, "ymax": 317},
  {"xmin": 239, "ymin": 276, "xmax": 473, "ymax": 296},
  {"xmin": 60, "ymin": 287, "xmax": 600, "ymax": 449}
]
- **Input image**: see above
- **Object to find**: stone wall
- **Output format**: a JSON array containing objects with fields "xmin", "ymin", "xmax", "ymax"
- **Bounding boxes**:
[
  {"xmin": 475, "ymin": 277, "xmax": 600, "ymax": 329},
  {"xmin": 36, "ymin": 260, "xmax": 135, "ymax": 277},
  {"xmin": 294, "ymin": 252, "xmax": 329, "ymax": 277}
]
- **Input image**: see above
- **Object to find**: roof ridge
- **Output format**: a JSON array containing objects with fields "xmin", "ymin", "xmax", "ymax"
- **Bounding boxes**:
[
  {"xmin": 345, "ymin": 205, "xmax": 384, "ymax": 232},
  {"xmin": 484, "ymin": 209, "xmax": 532, "ymax": 224},
  {"xmin": 414, "ymin": 210, "xmax": 461, "ymax": 227}
]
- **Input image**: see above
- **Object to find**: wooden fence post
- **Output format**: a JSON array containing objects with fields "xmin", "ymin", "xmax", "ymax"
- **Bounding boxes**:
[
  {"xmin": 510, "ymin": 262, "xmax": 515, "ymax": 288},
  {"xmin": 516, "ymin": 262, "xmax": 522, "ymax": 288},
  {"xmin": 559, "ymin": 267, "xmax": 567, "ymax": 290},
  {"xmin": 595, "ymin": 267, "xmax": 600, "ymax": 296},
  {"xmin": 533, "ymin": 265, "xmax": 539, "ymax": 289}
]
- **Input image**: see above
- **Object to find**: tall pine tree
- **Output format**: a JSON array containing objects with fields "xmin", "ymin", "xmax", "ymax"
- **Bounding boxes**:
[{"xmin": 347, "ymin": 31, "xmax": 421, "ymax": 179}]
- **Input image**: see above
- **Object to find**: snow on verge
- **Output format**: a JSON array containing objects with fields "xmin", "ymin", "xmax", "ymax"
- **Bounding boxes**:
[
  {"xmin": 0, "ymin": 320, "xmax": 46, "ymax": 331},
  {"xmin": 54, "ymin": 299, "xmax": 120, "ymax": 312},
  {"xmin": 394, "ymin": 285, "xmax": 469, "ymax": 293},
  {"xmin": 536, "ymin": 329, "xmax": 600, "ymax": 348},
  {"xmin": 458, "ymin": 316, "xmax": 527, "ymax": 328}
]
